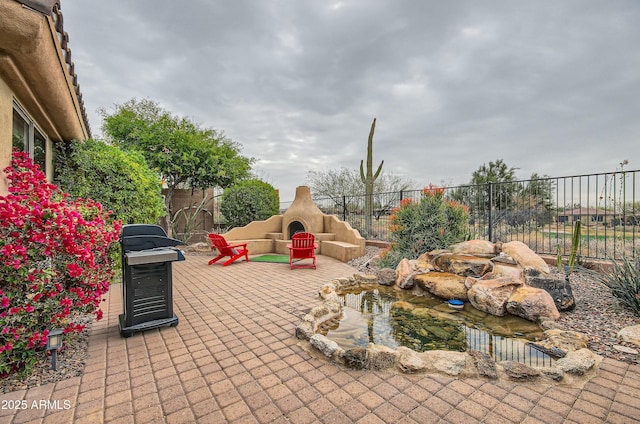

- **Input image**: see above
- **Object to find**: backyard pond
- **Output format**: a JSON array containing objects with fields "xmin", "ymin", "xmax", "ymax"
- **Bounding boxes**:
[{"xmin": 318, "ymin": 286, "xmax": 556, "ymax": 367}]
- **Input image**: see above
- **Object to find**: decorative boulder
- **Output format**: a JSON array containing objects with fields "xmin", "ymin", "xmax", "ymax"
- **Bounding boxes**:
[
  {"xmin": 344, "ymin": 348, "xmax": 368, "ymax": 369},
  {"xmin": 506, "ymin": 286, "xmax": 560, "ymax": 322},
  {"xmin": 415, "ymin": 272, "xmax": 469, "ymax": 301},
  {"xmin": 354, "ymin": 273, "xmax": 378, "ymax": 285},
  {"xmin": 432, "ymin": 253, "xmax": 493, "ymax": 277},
  {"xmin": 618, "ymin": 325, "xmax": 640, "ymax": 347},
  {"xmin": 396, "ymin": 347, "xmax": 426, "ymax": 373},
  {"xmin": 319, "ymin": 283, "xmax": 336, "ymax": 299},
  {"xmin": 366, "ymin": 343, "xmax": 398, "ymax": 370},
  {"xmin": 490, "ymin": 255, "xmax": 524, "ymax": 281},
  {"xmin": 421, "ymin": 350, "xmax": 470, "ymax": 375},
  {"xmin": 396, "ymin": 258, "xmax": 416, "ymax": 289},
  {"xmin": 451, "ymin": 240, "xmax": 498, "ymax": 257},
  {"xmin": 540, "ymin": 329, "xmax": 589, "ymax": 352},
  {"xmin": 501, "ymin": 241, "xmax": 550, "ymax": 274},
  {"xmin": 524, "ymin": 268, "xmax": 575, "ymax": 311},
  {"xmin": 555, "ymin": 348, "xmax": 600, "ymax": 375},
  {"xmin": 295, "ymin": 321, "xmax": 314, "ymax": 340},
  {"xmin": 467, "ymin": 277, "xmax": 522, "ymax": 316},
  {"xmin": 469, "ymin": 350, "xmax": 498, "ymax": 379},
  {"xmin": 310, "ymin": 334, "xmax": 340, "ymax": 357},
  {"xmin": 500, "ymin": 361, "xmax": 541, "ymax": 380},
  {"xmin": 377, "ymin": 268, "xmax": 397, "ymax": 286},
  {"xmin": 415, "ymin": 253, "xmax": 435, "ymax": 271}
]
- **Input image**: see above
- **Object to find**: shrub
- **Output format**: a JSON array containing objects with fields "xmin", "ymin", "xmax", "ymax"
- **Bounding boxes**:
[
  {"xmin": 220, "ymin": 180, "xmax": 279, "ymax": 228},
  {"xmin": 1, "ymin": 151, "xmax": 121, "ymax": 376},
  {"xmin": 54, "ymin": 139, "xmax": 165, "ymax": 225},
  {"xmin": 379, "ymin": 185, "xmax": 470, "ymax": 268},
  {"xmin": 599, "ymin": 256, "xmax": 640, "ymax": 317}
]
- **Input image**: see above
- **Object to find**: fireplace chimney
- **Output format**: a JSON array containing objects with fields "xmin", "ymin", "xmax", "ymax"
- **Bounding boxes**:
[{"xmin": 281, "ymin": 186, "xmax": 324, "ymax": 239}]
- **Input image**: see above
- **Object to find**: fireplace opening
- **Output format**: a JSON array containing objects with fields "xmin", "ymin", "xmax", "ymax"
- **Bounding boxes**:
[{"xmin": 288, "ymin": 221, "xmax": 305, "ymax": 239}]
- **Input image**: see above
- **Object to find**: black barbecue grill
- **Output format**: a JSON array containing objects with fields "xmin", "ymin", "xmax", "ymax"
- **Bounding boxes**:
[{"xmin": 119, "ymin": 224, "xmax": 185, "ymax": 337}]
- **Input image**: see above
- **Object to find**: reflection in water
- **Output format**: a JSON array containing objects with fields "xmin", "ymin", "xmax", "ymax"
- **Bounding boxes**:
[{"xmin": 320, "ymin": 287, "xmax": 554, "ymax": 367}]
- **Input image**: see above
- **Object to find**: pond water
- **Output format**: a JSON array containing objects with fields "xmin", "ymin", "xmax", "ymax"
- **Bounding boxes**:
[{"xmin": 318, "ymin": 286, "xmax": 555, "ymax": 367}]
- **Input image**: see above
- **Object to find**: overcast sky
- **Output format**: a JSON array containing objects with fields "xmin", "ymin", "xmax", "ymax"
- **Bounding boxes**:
[{"xmin": 61, "ymin": 0, "xmax": 640, "ymax": 203}]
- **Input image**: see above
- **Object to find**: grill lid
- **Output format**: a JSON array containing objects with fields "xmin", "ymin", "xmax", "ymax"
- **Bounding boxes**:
[{"xmin": 120, "ymin": 224, "xmax": 183, "ymax": 252}]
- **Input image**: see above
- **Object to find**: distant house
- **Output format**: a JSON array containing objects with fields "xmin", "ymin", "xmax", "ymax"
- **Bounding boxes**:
[
  {"xmin": 0, "ymin": 0, "xmax": 90, "ymax": 194},
  {"xmin": 557, "ymin": 207, "xmax": 619, "ymax": 226}
]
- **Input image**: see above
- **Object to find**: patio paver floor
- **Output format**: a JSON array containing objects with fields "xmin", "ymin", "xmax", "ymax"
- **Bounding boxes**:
[{"xmin": 1, "ymin": 254, "xmax": 639, "ymax": 423}]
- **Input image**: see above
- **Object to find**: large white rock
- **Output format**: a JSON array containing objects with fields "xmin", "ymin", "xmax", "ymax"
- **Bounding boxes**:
[
  {"xmin": 555, "ymin": 348, "xmax": 600, "ymax": 375},
  {"xmin": 396, "ymin": 258, "xmax": 416, "ymax": 289},
  {"xmin": 490, "ymin": 256, "xmax": 524, "ymax": 281},
  {"xmin": 421, "ymin": 350, "xmax": 470, "ymax": 375},
  {"xmin": 467, "ymin": 277, "xmax": 522, "ymax": 316},
  {"xmin": 414, "ymin": 272, "xmax": 468, "ymax": 301},
  {"xmin": 451, "ymin": 240, "xmax": 497, "ymax": 257},
  {"xmin": 432, "ymin": 253, "xmax": 493, "ymax": 277},
  {"xmin": 618, "ymin": 325, "xmax": 640, "ymax": 347},
  {"xmin": 501, "ymin": 241, "xmax": 550, "ymax": 274},
  {"xmin": 396, "ymin": 346, "xmax": 426, "ymax": 372},
  {"xmin": 506, "ymin": 286, "xmax": 560, "ymax": 322}
]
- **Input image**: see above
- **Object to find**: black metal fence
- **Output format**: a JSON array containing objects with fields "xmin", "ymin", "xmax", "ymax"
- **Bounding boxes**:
[{"xmin": 283, "ymin": 170, "xmax": 639, "ymax": 261}]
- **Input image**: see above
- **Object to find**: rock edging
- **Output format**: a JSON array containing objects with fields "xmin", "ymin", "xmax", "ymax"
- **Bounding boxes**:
[{"xmin": 295, "ymin": 274, "xmax": 602, "ymax": 386}]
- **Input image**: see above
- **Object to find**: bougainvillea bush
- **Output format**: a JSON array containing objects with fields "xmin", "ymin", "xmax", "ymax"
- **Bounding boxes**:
[
  {"xmin": 0, "ymin": 151, "xmax": 121, "ymax": 376},
  {"xmin": 378, "ymin": 185, "xmax": 470, "ymax": 268}
]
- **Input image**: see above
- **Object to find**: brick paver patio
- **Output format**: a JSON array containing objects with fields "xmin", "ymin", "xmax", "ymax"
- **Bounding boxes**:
[{"xmin": 1, "ymin": 254, "xmax": 639, "ymax": 423}]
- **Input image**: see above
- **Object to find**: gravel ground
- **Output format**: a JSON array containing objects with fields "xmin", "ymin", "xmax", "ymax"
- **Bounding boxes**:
[
  {"xmin": 2, "ymin": 247, "xmax": 638, "ymax": 394},
  {"xmin": 1, "ymin": 315, "xmax": 93, "ymax": 394}
]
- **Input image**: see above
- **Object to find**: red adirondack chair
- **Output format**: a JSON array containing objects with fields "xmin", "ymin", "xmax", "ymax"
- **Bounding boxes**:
[
  {"xmin": 207, "ymin": 234, "xmax": 249, "ymax": 266},
  {"xmin": 287, "ymin": 232, "xmax": 318, "ymax": 269}
]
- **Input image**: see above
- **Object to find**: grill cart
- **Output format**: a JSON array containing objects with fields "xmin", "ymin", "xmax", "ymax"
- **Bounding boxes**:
[{"xmin": 119, "ymin": 224, "xmax": 185, "ymax": 337}]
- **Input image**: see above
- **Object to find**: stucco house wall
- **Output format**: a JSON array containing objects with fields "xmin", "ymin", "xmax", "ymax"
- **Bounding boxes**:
[{"xmin": 0, "ymin": 0, "xmax": 90, "ymax": 194}]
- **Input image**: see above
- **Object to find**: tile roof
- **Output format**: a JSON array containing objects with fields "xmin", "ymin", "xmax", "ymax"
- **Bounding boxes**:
[{"xmin": 14, "ymin": 0, "xmax": 91, "ymax": 137}]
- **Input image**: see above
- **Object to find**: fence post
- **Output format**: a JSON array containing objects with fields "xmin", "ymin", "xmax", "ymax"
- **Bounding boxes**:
[
  {"xmin": 400, "ymin": 190, "xmax": 403, "ymax": 201},
  {"xmin": 488, "ymin": 182, "xmax": 494, "ymax": 242},
  {"xmin": 342, "ymin": 196, "xmax": 347, "ymax": 221}
]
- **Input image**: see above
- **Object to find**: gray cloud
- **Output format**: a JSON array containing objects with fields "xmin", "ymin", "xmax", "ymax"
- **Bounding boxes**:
[{"xmin": 61, "ymin": 0, "xmax": 640, "ymax": 202}]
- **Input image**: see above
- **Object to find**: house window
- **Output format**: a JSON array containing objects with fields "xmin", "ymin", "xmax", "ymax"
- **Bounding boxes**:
[{"xmin": 12, "ymin": 103, "xmax": 47, "ymax": 172}]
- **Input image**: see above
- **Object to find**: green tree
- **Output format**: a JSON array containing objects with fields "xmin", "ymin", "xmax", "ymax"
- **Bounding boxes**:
[
  {"xmin": 54, "ymin": 138, "xmax": 165, "ymax": 224},
  {"xmin": 220, "ymin": 179, "xmax": 280, "ymax": 228},
  {"xmin": 523, "ymin": 173, "xmax": 554, "ymax": 209},
  {"xmin": 100, "ymin": 98, "xmax": 253, "ymax": 234},
  {"xmin": 470, "ymin": 159, "xmax": 518, "ymax": 210},
  {"xmin": 516, "ymin": 173, "xmax": 555, "ymax": 226},
  {"xmin": 451, "ymin": 159, "xmax": 519, "ymax": 212}
]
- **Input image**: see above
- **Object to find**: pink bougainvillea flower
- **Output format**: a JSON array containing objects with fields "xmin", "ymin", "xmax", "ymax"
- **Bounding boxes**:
[
  {"xmin": 66, "ymin": 263, "xmax": 84, "ymax": 278},
  {"xmin": 1, "ymin": 150, "xmax": 120, "ymax": 376}
]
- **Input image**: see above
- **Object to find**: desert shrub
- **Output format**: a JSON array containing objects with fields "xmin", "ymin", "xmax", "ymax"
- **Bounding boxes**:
[
  {"xmin": 219, "ymin": 179, "xmax": 279, "ymax": 228},
  {"xmin": 54, "ymin": 139, "xmax": 165, "ymax": 225},
  {"xmin": 1, "ymin": 151, "xmax": 121, "ymax": 376},
  {"xmin": 378, "ymin": 185, "xmax": 470, "ymax": 268},
  {"xmin": 599, "ymin": 256, "xmax": 640, "ymax": 317}
]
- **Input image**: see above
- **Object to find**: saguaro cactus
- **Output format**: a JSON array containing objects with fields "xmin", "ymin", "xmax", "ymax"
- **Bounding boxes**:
[{"xmin": 360, "ymin": 118, "xmax": 383, "ymax": 236}]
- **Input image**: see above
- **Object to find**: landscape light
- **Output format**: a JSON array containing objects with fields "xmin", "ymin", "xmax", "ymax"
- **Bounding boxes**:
[{"xmin": 46, "ymin": 328, "xmax": 64, "ymax": 371}]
